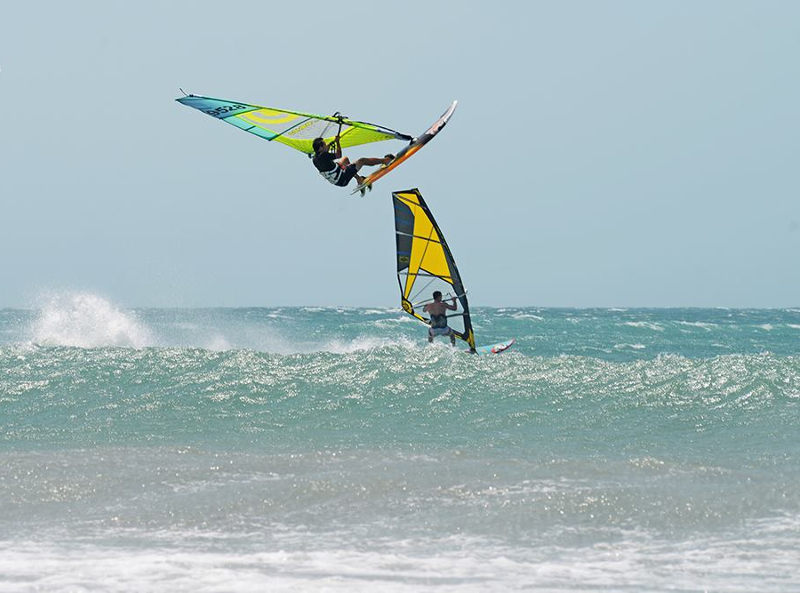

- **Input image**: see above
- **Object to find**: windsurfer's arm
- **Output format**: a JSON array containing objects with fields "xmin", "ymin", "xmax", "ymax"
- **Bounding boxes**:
[
  {"xmin": 333, "ymin": 135, "xmax": 342, "ymax": 158},
  {"xmin": 446, "ymin": 298, "xmax": 457, "ymax": 310}
]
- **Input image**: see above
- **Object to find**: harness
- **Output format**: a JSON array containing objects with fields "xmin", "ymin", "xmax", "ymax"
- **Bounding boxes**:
[
  {"xmin": 430, "ymin": 313, "xmax": 448, "ymax": 329},
  {"xmin": 318, "ymin": 161, "xmax": 343, "ymax": 185}
]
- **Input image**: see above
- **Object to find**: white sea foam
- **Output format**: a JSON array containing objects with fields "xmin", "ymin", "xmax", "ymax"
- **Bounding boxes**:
[
  {"xmin": 623, "ymin": 321, "xmax": 664, "ymax": 331},
  {"xmin": 510, "ymin": 312, "xmax": 544, "ymax": 320},
  {"xmin": 614, "ymin": 343, "xmax": 647, "ymax": 350},
  {"xmin": 675, "ymin": 320, "xmax": 717, "ymax": 330},
  {"xmin": 1, "ymin": 524, "xmax": 798, "ymax": 593},
  {"xmin": 30, "ymin": 292, "xmax": 155, "ymax": 348}
]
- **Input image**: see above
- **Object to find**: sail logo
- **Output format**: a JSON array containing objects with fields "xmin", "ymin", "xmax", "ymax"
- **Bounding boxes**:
[
  {"xmin": 284, "ymin": 120, "xmax": 314, "ymax": 137},
  {"xmin": 203, "ymin": 104, "xmax": 248, "ymax": 118}
]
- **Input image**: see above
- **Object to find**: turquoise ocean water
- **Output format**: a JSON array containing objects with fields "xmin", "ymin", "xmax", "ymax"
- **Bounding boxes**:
[{"xmin": 1, "ymin": 294, "xmax": 798, "ymax": 591}]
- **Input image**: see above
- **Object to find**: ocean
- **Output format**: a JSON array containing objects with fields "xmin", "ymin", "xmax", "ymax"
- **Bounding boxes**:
[{"xmin": 1, "ymin": 293, "xmax": 798, "ymax": 592}]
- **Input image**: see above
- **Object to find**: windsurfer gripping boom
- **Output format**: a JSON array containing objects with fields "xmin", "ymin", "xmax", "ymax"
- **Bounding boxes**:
[
  {"xmin": 423, "ymin": 290, "xmax": 457, "ymax": 346},
  {"xmin": 312, "ymin": 136, "xmax": 393, "ymax": 194}
]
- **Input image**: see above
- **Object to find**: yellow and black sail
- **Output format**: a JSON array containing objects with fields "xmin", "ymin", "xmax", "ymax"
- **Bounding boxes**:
[{"xmin": 392, "ymin": 189, "xmax": 476, "ymax": 352}]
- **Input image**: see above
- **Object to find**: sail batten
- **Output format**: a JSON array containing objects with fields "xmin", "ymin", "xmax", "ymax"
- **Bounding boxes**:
[{"xmin": 392, "ymin": 188, "xmax": 476, "ymax": 351}]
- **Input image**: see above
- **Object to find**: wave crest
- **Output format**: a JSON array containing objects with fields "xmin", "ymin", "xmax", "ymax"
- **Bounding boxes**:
[{"xmin": 30, "ymin": 292, "xmax": 154, "ymax": 348}]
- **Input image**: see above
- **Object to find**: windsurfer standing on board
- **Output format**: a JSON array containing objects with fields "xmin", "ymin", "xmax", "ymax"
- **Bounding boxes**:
[
  {"xmin": 423, "ymin": 291, "xmax": 457, "ymax": 346},
  {"xmin": 312, "ymin": 136, "xmax": 393, "ymax": 194}
]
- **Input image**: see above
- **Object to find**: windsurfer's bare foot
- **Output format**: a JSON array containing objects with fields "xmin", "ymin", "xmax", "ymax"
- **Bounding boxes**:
[{"xmin": 383, "ymin": 154, "xmax": 394, "ymax": 164}]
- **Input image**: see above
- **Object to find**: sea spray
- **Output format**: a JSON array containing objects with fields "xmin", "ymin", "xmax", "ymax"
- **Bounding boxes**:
[{"xmin": 30, "ymin": 292, "xmax": 154, "ymax": 348}]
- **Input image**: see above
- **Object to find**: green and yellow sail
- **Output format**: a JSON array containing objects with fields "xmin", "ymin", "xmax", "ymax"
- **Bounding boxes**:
[{"xmin": 176, "ymin": 94, "xmax": 412, "ymax": 155}]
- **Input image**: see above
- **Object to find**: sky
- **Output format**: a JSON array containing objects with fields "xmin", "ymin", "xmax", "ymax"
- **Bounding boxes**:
[{"xmin": 1, "ymin": 1, "xmax": 798, "ymax": 308}]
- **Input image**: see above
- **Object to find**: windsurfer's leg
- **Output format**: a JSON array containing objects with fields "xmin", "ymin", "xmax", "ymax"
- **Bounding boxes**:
[{"xmin": 353, "ymin": 157, "xmax": 385, "ymax": 171}]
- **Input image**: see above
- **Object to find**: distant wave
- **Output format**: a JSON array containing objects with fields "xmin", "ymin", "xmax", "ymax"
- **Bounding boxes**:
[{"xmin": 5, "ymin": 300, "xmax": 800, "ymax": 361}]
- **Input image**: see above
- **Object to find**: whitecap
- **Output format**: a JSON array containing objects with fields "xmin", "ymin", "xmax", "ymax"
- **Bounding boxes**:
[
  {"xmin": 623, "ymin": 321, "xmax": 664, "ymax": 331},
  {"xmin": 510, "ymin": 312, "xmax": 544, "ymax": 320},
  {"xmin": 674, "ymin": 321, "xmax": 717, "ymax": 331},
  {"xmin": 30, "ymin": 292, "xmax": 155, "ymax": 348}
]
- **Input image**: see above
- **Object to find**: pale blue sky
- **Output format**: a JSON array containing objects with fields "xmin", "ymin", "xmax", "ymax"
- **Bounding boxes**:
[{"xmin": 1, "ymin": 1, "xmax": 798, "ymax": 307}]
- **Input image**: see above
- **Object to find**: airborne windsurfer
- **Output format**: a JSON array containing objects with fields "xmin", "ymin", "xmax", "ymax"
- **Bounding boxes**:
[
  {"xmin": 423, "ymin": 291, "xmax": 457, "ymax": 346},
  {"xmin": 312, "ymin": 136, "xmax": 392, "ymax": 193}
]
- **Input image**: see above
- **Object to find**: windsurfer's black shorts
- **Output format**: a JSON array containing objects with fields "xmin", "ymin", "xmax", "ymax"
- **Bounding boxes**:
[
  {"xmin": 429, "ymin": 327, "xmax": 453, "ymax": 337},
  {"xmin": 335, "ymin": 164, "xmax": 358, "ymax": 187}
]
